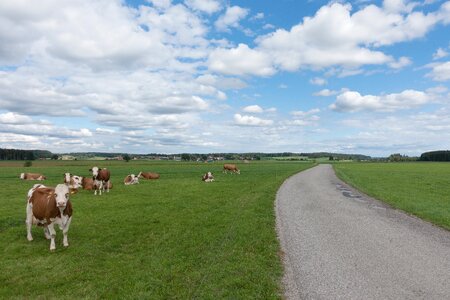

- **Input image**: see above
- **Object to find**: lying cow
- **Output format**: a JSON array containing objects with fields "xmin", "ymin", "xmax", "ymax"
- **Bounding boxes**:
[
  {"xmin": 202, "ymin": 171, "xmax": 214, "ymax": 182},
  {"xmin": 20, "ymin": 173, "xmax": 46, "ymax": 180},
  {"xmin": 63, "ymin": 173, "xmax": 82, "ymax": 189},
  {"xmin": 89, "ymin": 167, "xmax": 111, "ymax": 195},
  {"xmin": 26, "ymin": 184, "xmax": 75, "ymax": 251},
  {"xmin": 138, "ymin": 171, "xmax": 160, "ymax": 180},
  {"xmin": 81, "ymin": 177, "xmax": 94, "ymax": 190},
  {"xmin": 223, "ymin": 164, "xmax": 240, "ymax": 174},
  {"xmin": 124, "ymin": 174, "xmax": 139, "ymax": 185}
]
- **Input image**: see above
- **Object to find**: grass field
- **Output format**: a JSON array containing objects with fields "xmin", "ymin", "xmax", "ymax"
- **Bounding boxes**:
[
  {"xmin": 0, "ymin": 160, "xmax": 314, "ymax": 299},
  {"xmin": 333, "ymin": 162, "xmax": 450, "ymax": 230}
]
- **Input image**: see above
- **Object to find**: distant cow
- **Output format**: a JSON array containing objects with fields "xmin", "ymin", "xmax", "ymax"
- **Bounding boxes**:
[
  {"xmin": 89, "ymin": 167, "xmax": 111, "ymax": 195},
  {"xmin": 202, "ymin": 171, "xmax": 214, "ymax": 182},
  {"xmin": 63, "ymin": 173, "xmax": 82, "ymax": 189},
  {"xmin": 124, "ymin": 174, "xmax": 139, "ymax": 185},
  {"xmin": 223, "ymin": 164, "xmax": 240, "ymax": 174},
  {"xmin": 26, "ymin": 184, "xmax": 75, "ymax": 251},
  {"xmin": 138, "ymin": 172, "xmax": 160, "ymax": 180},
  {"xmin": 20, "ymin": 173, "xmax": 46, "ymax": 180},
  {"xmin": 81, "ymin": 177, "xmax": 94, "ymax": 190}
]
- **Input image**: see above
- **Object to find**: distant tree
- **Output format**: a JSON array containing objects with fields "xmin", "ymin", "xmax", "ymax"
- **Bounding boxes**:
[
  {"xmin": 181, "ymin": 153, "xmax": 190, "ymax": 161},
  {"xmin": 329, "ymin": 156, "xmax": 334, "ymax": 161},
  {"xmin": 123, "ymin": 154, "xmax": 131, "ymax": 162},
  {"xmin": 24, "ymin": 161, "xmax": 32, "ymax": 167},
  {"xmin": 51, "ymin": 154, "xmax": 59, "ymax": 160}
]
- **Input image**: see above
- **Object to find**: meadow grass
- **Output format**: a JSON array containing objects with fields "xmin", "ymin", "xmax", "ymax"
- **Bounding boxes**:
[
  {"xmin": 333, "ymin": 162, "xmax": 450, "ymax": 230},
  {"xmin": 0, "ymin": 160, "xmax": 314, "ymax": 299}
]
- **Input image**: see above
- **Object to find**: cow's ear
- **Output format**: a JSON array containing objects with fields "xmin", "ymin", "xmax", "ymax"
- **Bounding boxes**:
[{"xmin": 69, "ymin": 188, "xmax": 78, "ymax": 195}]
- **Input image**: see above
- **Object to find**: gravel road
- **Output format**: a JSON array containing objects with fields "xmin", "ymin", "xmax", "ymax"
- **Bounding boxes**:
[{"xmin": 276, "ymin": 164, "xmax": 450, "ymax": 300}]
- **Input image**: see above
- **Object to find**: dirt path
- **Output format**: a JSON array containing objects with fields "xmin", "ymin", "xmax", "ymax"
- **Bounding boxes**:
[{"xmin": 276, "ymin": 164, "xmax": 450, "ymax": 299}]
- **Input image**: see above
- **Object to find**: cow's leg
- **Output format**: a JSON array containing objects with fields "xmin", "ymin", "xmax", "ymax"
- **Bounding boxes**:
[
  {"xmin": 44, "ymin": 225, "xmax": 51, "ymax": 239},
  {"xmin": 106, "ymin": 180, "xmax": 110, "ymax": 193},
  {"xmin": 26, "ymin": 204, "xmax": 33, "ymax": 241},
  {"xmin": 62, "ymin": 216, "xmax": 72, "ymax": 247},
  {"xmin": 47, "ymin": 223, "xmax": 57, "ymax": 251}
]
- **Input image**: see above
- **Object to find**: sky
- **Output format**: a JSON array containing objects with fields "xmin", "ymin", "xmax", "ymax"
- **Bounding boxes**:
[{"xmin": 0, "ymin": 0, "xmax": 449, "ymax": 156}]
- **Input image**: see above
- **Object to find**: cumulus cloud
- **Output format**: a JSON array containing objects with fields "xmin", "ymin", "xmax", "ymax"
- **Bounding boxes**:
[
  {"xmin": 214, "ymin": 5, "xmax": 249, "ymax": 32},
  {"xmin": 208, "ymin": 43, "xmax": 275, "ymax": 76},
  {"xmin": 330, "ymin": 89, "xmax": 432, "ymax": 112},
  {"xmin": 234, "ymin": 114, "xmax": 273, "ymax": 126},
  {"xmin": 433, "ymin": 48, "xmax": 449, "ymax": 60},
  {"xmin": 426, "ymin": 61, "xmax": 450, "ymax": 81},
  {"xmin": 209, "ymin": 1, "xmax": 448, "ymax": 76},
  {"xmin": 243, "ymin": 105, "xmax": 264, "ymax": 113},
  {"xmin": 310, "ymin": 77, "xmax": 327, "ymax": 86},
  {"xmin": 184, "ymin": 0, "xmax": 222, "ymax": 14}
]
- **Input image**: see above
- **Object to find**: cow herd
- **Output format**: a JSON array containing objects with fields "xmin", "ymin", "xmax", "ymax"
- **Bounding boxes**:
[{"xmin": 21, "ymin": 163, "xmax": 241, "ymax": 251}]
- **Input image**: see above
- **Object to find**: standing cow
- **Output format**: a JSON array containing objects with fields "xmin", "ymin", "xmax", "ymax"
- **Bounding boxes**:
[
  {"xmin": 89, "ymin": 167, "xmax": 111, "ymax": 195},
  {"xmin": 26, "ymin": 184, "xmax": 75, "ymax": 251},
  {"xmin": 223, "ymin": 164, "xmax": 240, "ymax": 174}
]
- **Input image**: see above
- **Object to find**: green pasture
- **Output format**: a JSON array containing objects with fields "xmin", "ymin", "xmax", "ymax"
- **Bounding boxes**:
[
  {"xmin": 0, "ymin": 160, "xmax": 314, "ymax": 299},
  {"xmin": 334, "ymin": 162, "xmax": 450, "ymax": 230}
]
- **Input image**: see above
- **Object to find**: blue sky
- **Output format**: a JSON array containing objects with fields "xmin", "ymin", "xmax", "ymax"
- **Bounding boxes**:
[{"xmin": 0, "ymin": 0, "xmax": 449, "ymax": 156}]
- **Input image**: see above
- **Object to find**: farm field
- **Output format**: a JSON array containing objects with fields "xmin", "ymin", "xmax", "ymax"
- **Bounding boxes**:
[
  {"xmin": 0, "ymin": 160, "xmax": 314, "ymax": 299},
  {"xmin": 333, "ymin": 162, "xmax": 450, "ymax": 230}
]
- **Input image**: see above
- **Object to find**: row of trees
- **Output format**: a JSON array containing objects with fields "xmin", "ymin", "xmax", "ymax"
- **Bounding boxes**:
[
  {"xmin": 419, "ymin": 151, "xmax": 450, "ymax": 162},
  {"xmin": 0, "ymin": 148, "xmax": 54, "ymax": 160}
]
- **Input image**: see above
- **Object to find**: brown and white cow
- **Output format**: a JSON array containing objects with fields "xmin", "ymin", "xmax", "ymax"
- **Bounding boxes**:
[
  {"xmin": 89, "ymin": 167, "xmax": 111, "ymax": 195},
  {"xmin": 124, "ymin": 174, "xmax": 139, "ymax": 185},
  {"xmin": 223, "ymin": 164, "xmax": 240, "ymax": 174},
  {"xmin": 26, "ymin": 184, "xmax": 75, "ymax": 251},
  {"xmin": 202, "ymin": 171, "xmax": 214, "ymax": 182},
  {"xmin": 81, "ymin": 177, "xmax": 94, "ymax": 190},
  {"xmin": 138, "ymin": 171, "xmax": 160, "ymax": 180},
  {"xmin": 63, "ymin": 173, "xmax": 82, "ymax": 189},
  {"xmin": 20, "ymin": 173, "xmax": 46, "ymax": 180}
]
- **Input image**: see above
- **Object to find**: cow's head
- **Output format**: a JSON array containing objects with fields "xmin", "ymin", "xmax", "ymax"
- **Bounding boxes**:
[
  {"xmin": 64, "ymin": 173, "xmax": 71, "ymax": 184},
  {"xmin": 72, "ymin": 175, "xmax": 82, "ymax": 188},
  {"xmin": 90, "ymin": 167, "xmax": 99, "ymax": 180},
  {"xmin": 137, "ymin": 172, "xmax": 142, "ymax": 178},
  {"xmin": 20, "ymin": 173, "xmax": 25, "ymax": 179},
  {"xmin": 54, "ymin": 184, "xmax": 73, "ymax": 208}
]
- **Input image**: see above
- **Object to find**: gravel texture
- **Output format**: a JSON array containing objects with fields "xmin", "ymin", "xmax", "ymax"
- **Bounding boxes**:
[{"xmin": 276, "ymin": 164, "xmax": 450, "ymax": 300}]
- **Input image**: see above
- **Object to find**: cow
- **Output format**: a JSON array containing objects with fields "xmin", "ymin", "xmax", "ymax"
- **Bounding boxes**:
[
  {"xmin": 138, "ymin": 171, "xmax": 160, "ymax": 180},
  {"xmin": 20, "ymin": 173, "xmax": 46, "ymax": 180},
  {"xmin": 202, "ymin": 171, "xmax": 214, "ymax": 182},
  {"xmin": 223, "ymin": 164, "xmax": 240, "ymax": 174},
  {"xmin": 89, "ymin": 167, "xmax": 111, "ymax": 196},
  {"xmin": 63, "ymin": 173, "xmax": 82, "ymax": 189},
  {"xmin": 81, "ymin": 177, "xmax": 94, "ymax": 190},
  {"xmin": 26, "ymin": 184, "xmax": 75, "ymax": 251},
  {"xmin": 124, "ymin": 174, "xmax": 139, "ymax": 185}
]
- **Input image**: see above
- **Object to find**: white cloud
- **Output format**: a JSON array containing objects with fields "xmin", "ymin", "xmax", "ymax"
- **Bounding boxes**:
[
  {"xmin": 208, "ymin": 44, "xmax": 275, "ymax": 76},
  {"xmin": 314, "ymin": 89, "xmax": 341, "ymax": 97},
  {"xmin": 310, "ymin": 77, "xmax": 327, "ymax": 86},
  {"xmin": 208, "ymin": 1, "xmax": 447, "ymax": 76},
  {"xmin": 234, "ymin": 114, "xmax": 273, "ymax": 126},
  {"xmin": 214, "ymin": 5, "xmax": 249, "ymax": 32},
  {"xmin": 426, "ymin": 61, "xmax": 450, "ymax": 81},
  {"xmin": 184, "ymin": 0, "xmax": 222, "ymax": 14},
  {"xmin": 433, "ymin": 47, "xmax": 449, "ymax": 60},
  {"xmin": 330, "ymin": 89, "xmax": 432, "ymax": 112},
  {"xmin": 243, "ymin": 105, "xmax": 264, "ymax": 113},
  {"xmin": 291, "ymin": 108, "xmax": 320, "ymax": 117},
  {"xmin": 388, "ymin": 56, "xmax": 412, "ymax": 69}
]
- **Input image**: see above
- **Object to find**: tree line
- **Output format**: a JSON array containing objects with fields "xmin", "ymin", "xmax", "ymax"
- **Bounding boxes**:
[{"xmin": 0, "ymin": 148, "xmax": 53, "ymax": 160}]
